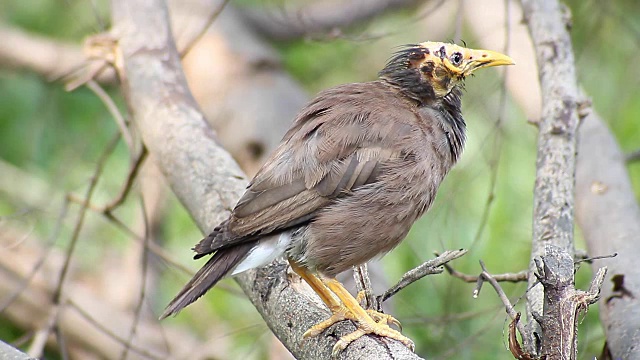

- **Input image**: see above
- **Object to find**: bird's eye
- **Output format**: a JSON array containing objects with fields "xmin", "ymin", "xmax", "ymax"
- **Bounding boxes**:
[{"xmin": 450, "ymin": 52, "xmax": 463, "ymax": 66}]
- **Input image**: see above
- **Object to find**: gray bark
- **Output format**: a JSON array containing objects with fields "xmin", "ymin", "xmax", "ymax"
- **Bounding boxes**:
[
  {"xmin": 238, "ymin": 0, "xmax": 424, "ymax": 41},
  {"xmin": 0, "ymin": 340, "xmax": 31, "ymax": 360},
  {"xmin": 520, "ymin": 0, "xmax": 581, "ymax": 354},
  {"xmin": 575, "ymin": 110, "xmax": 640, "ymax": 359},
  {"xmin": 111, "ymin": 0, "xmax": 421, "ymax": 358}
]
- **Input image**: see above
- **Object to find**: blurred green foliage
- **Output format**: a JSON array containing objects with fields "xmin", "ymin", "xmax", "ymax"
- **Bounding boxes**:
[{"xmin": 0, "ymin": 0, "xmax": 638, "ymax": 359}]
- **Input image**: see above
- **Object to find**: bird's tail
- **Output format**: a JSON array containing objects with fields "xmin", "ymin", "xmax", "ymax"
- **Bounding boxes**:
[{"xmin": 159, "ymin": 242, "xmax": 254, "ymax": 319}]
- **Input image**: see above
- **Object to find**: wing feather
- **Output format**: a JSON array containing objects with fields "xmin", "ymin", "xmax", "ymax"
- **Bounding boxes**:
[{"xmin": 194, "ymin": 82, "xmax": 418, "ymax": 256}]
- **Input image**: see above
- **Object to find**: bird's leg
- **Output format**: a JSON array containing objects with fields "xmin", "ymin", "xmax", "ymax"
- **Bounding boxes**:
[
  {"xmin": 289, "ymin": 261, "xmax": 413, "ymax": 356},
  {"xmin": 289, "ymin": 260, "xmax": 342, "ymax": 310},
  {"xmin": 323, "ymin": 278, "xmax": 414, "ymax": 356},
  {"xmin": 355, "ymin": 291, "xmax": 402, "ymax": 330},
  {"xmin": 290, "ymin": 261, "xmax": 366, "ymax": 343}
]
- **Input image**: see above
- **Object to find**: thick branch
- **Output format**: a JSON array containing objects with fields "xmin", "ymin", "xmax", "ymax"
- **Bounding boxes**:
[
  {"xmin": 110, "ymin": 0, "xmax": 421, "ymax": 358},
  {"xmin": 520, "ymin": 0, "xmax": 581, "ymax": 353},
  {"xmin": 238, "ymin": 0, "xmax": 424, "ymax": 41},
  {"xmin": 575, "ymin": 109, "xmax": 640, "ymax": 358},
  {"xmin": 535, "ymin": 245, "xmax": 606, "ymax": 360}
]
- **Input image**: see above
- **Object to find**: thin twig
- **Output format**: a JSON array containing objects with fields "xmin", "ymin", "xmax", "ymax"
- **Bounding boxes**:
[
  {"xmin": 444, "ymin": 262, "xmax": 528, "ymax": 283},
  {"xmin": 32, "ymin": 133, "xmax": 119, "ymax": 356},
  {"xmin": 353, "ymin": 264, "xmax": 375, "ymax": 309},
  {"xmin": 179, "ymin": 0, "xmax": 231, "ymax": 58},
  {"xmin": 54, "ymin": 324, "xmax": 70, "ymax": 360},
  {"xmin": 120, "ymin": 197, "xmax": 152, "ymax": 360},
  {"xmin": 508, "ymin": 313, "xmax": 536, "ymax": 360},
  {"xmin": 64, "ymin": 60, "xmax": 109, "ymax": 92},
  {"xmin": 574, "ymin": 252, "xmax": 617, "ymax": 264},
  {"xmin": 586, "ymin": 267, "xmax": 607, "ymax": 303},
  {"xmin": 53, "ymin": 132, "xmax": 121, "ymax": 304},
  {"xmin": 473, "ymin": 260, "xmax": 527, "ymax": 340},
  {"xmin": 103, "ymin": 147, "xmax": 148, "ymax": 213},
  {"xmin": 66, "ymin": 300, "xmax": 164, "ymax": 360},
  {"xmin": 27, "ymin": 305, "xmax": 59, "ymax": 358},
  {"xmin": 0, "ymin": 200, "xmax": 69, "ymax": 314},
  {"xmin": 86, "ymin": 80, "xmax": 133, "ymax": 152},
  {"xmin": 377, "ymin": 249, "xmax": 467, "ymax": 306},
  {"xmin": 67, "ymin": 147, "xmax": 148, "ymax": 214}
]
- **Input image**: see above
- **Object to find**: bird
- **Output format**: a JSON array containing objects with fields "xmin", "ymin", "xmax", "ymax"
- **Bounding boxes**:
[{"xmin": 160, "ymin": 41, "xmax": 514, "ymax": 355}]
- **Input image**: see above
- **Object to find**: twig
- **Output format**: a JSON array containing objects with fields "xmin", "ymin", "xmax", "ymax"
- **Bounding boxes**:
[
  {"xmin": 179, "ymin": 0, "xmax": 231, "ymax": 58},
  {"xmin": 574, "ymin": 252, "xmax": 617, "ymax": 264},
  {"xmin": 103, "ymin": 147, "xmax": 148, "ymax": 213},
  {"xmin": 86, "ymin": 79, "xmax": 134, "ymax": 152},
  {"xmin": 377, "ymin": 249, "xmax": 467, "ymax": 306},
  {"xmin": 508, "ymin": 313, "xmax": 536, "ymax": 360},
  {"xmin": 444, "ymin": 262, "xmax": 528, "ymax": 283},
  {"xmin": 472, "ymin": 260, "xmax": 530, "ymax": 358},
  {"xmin": 64, "ymin": 60, "xmax": 109, "ymax": 92},
  {"xmin": 0, "ymin": 200, "xmax": 69, "ymax": 315},
  {"xmin": 27, "ymin": 305, "xmax": 59, "ymax": 358},
  {"xmin": 66, "ymin": 300, "xmax": 164, "ymax": 360},
  {"xmin": 54, "ymin": 132, "xmax": 121, "ymax": 303},
  {"xmin": 119, "ymin": 197, "xmax": 151, "ymax": 360},
  {"xmin": 39, "ymin": 133, "xmax": 119, "ymax": 356},
  {"xmin": 353, "ymin": 264, "xmax": 375, "ymax": 309},
  {"xmin": 54, "ymin": 325, "xmax": 70, "ymax": 360},
  {"xmin": 65, "ymin": 34, "xmax": 118, "ymax": 91},
  {"xmin": 67, "ymin": 147, "xmax": 148, "ymax": 214}
]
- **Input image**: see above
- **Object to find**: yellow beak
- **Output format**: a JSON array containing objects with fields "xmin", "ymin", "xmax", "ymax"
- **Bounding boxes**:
[{"xmin": 463, "ymin": 49, "xmax": 515, "ymax": 75}]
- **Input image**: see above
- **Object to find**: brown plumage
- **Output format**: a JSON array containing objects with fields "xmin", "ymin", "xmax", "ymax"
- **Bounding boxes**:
[{"xmin": 161, "ymin": 41, "xmax": 513, "ymax": 354}]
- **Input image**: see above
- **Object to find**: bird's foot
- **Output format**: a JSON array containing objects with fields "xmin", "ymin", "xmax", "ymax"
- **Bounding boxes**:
[
  {"xmin": 355, "ymin": 291, "xmax": 402, "ymax": 330},
  {"xmin": 365, "ymin": 309, "xmax": 402, "ymax": 331},
  {"xmin": 303, "ymin": 304, "xmax": 414, "ymax": 358}
]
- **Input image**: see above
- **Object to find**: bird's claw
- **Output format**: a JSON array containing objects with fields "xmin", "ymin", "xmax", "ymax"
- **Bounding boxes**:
[
  {"xmin": 302, "ymin": 304, "xmax": 413, "ymax": 358},
  {"xmin": 330, "ymin": 318, "xmax": 414, "ymax": 358},
  {"xmin": 355, "ymin": 290, "xmax": 402, "ymax": 330}
]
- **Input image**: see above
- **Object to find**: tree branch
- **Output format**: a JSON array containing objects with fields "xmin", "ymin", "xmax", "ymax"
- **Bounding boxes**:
[
  {"xmin": 238, "ymin": 0, "xmax": 425, "ymax": 41},
  {"xmin": 377, "ymin": 250, "xmax": 467, "ymax": 306},
  {"xmin": 575, "ymin": 108, "xmax": 640, "ymax": 358},
  {"xmin": 534, "ymin": 245, "xmax": 606, "ymax": 360},
  {"xmin": 110, "ymin": 0, "xmax": 421, "ymax": 358},
  {"xmin": 520, "ymin": 0, "xmax": 582, "ymax": 354}
]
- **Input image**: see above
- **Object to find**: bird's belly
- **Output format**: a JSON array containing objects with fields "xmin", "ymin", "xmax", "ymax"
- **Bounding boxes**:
[{"xmin": 294, "ymin": 185, "xmax": 433, "ymax": 277}]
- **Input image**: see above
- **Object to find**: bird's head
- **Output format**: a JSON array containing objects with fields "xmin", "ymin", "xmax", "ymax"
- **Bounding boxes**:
[{"xmin": 379, "ymin": 42, "xmax": 514, "ymax": 102}]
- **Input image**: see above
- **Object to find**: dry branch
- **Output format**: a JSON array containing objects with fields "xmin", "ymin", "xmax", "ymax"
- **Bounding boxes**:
[
  {"xmin": 377, "ymin": 250, "xmax": 467, "ymax": 306},
  {"xmin": 575, "ymin": 109, "xmax": 640, "ymax": 358},
  {"xmin": 534, "ymin": 245, "xmax": 606, "ymax": 360},
  {"xmin": 110, "ymin": 0, "xmax": 421, "ymax": 358},
  {"xmin": 238, "ymin": 0, "xmax": 425, "ymax": 41},
  {"xmin": 520, "ymin": 0, "xmax": 582, "ymax": 354}
]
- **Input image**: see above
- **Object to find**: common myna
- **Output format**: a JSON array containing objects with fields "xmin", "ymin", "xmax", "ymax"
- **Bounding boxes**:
[{"xmin": 161, "ymin": 41, "xmax": 514, "ymax": 355}]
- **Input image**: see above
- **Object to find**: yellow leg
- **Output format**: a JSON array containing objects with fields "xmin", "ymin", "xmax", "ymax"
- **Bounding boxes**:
[
  {"xmin": 289, "ymin": 260, "xmax": 341, "ymax": 309},
  {"xmin": 323, "ymin": 278, "xmax": 414, "ymax": 355},
  {"xmin": 289, "ymin": 261, "xmax": 414, "ymax": 357}
]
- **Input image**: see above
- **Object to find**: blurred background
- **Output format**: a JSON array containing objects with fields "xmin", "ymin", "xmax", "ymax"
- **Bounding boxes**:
[{"xmin": 0, "ymin": 0, "xmax": 638, "ymax": 359}]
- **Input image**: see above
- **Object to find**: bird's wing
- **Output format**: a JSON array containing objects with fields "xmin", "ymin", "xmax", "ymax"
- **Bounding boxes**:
[{"xmin": 194, "ymin": 83, "xmax": 417, "ymax": 257}]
